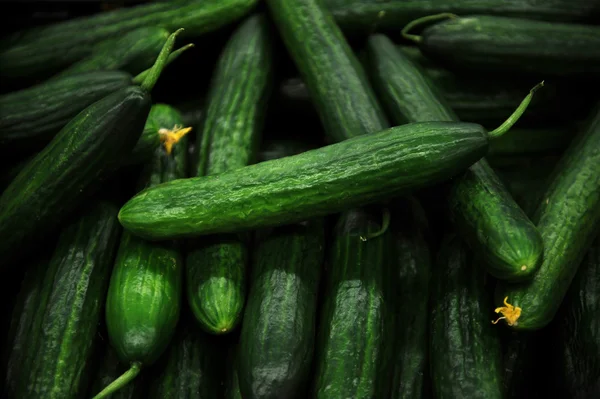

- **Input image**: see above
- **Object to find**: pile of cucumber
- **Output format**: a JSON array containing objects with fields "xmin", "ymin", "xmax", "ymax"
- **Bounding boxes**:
[{"xmin": 1, "ymin": 1, "xmax": 599, "ymax": 398}]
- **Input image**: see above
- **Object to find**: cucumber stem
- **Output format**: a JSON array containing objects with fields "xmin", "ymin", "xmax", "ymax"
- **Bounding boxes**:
[
  {"xmin": 159, "ymin": 125, "xmax": 193, "ymax": 155},
  {"xmin": 401, "ymin": 13, "xmax": 458, "ymax": 43},
  {"xmin": 91, "ymin": 362, "xmax": 142, "ymax": 399},
  {"xmin": 133, "ymin": 43, "xmax": 194, "ymax": 85},
  {"xmin": 488, "ymin": 81, "xmax": 544, "ymax": 139},
  {"xmin": 138, "ymin": 28, "xmax": 185, "ymax": 92},
  {"xmin": 360, "ymin": 208, "xmax": 391, "ymax": 241}
]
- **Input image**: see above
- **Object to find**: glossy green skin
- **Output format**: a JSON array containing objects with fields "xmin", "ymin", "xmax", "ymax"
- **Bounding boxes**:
[
  {"xmin": 0, "ymin": 85, "xmax": 150, "ymax": 266},
  {"xmin": 313, "ymin": 208, "xmax": 394, "ymax": 398},
  {"xmin": 119, "ymin": 121, "xmax": 488, "ymax": 240},
  {"xmin": 53, "ymin": 27, "xmax": 169, "ymax": 79},
  {"xmin": 186, "ymin": 14, "xmax": 272, "ymax": 335},
  {"xmin": 9, "ymin": 201, "xmax": 121, "ymax": 399},
  {"xmin": 420, "ymin": 15, "xmax": 600, "ymax": 77},
  {"xmin": 0, "ymin": 71, "xmax": 132, "ymax": 149},
  {"xmin": 0, "ymin": 0, "xmax": 259, "ymax": 79},
  {"xmin": 265, "ymin": 0, "xmax": 388, "ymax": 143},
  {"xmin": 366, "ymin": 34, "xmax": 543, "ymax": 282},
  {"xmin": 89, "ymin": 346, "xmax": 145, "ymax": 399},
  {"xmin": 430, "ymin": 234, "xmax": 504, "ymax": 398},
  {"xmin": 325, "ymin": 0, "xmax": 600, "ymax": 34},
  {"xmin": 239, "ymin": 220, "xmax": 325, "ymax": 399},
  {"xmin": 105, "ymin": 132, "xmax": 187, "ymax": 367},
  {"xmin": 496, "ymin": 104, "xmax": 600, "ymax": 330},
  {"xmin": 390, "ymin": 197, "xmax": 432, "ymax": 399},
  {"xmin": 555, "ymin": 236, "xmax": 600, "ymax": 397}
]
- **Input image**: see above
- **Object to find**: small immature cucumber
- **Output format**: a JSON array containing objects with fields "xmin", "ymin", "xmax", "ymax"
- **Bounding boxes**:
[{"xmin": 494, "ymin": 103, "xmax": 600, "ymax": 330}]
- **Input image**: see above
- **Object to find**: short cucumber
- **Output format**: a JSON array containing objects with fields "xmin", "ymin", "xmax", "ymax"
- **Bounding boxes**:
[
  {"xmin": 185, "ymin": 13, "xmax": 273, "ymax": 334},
  {"xmin": 366, "ymin": 33, "xmax": 543, "ymax": 282},
  {"xmin": 430, "ymin": 233, "xmax": 504, "ymax": 398},
  {"xmin": 4, "ymin": 200, "xmax": 121, "ymax": 399},
  {"xmin": 494, "ymin": 103, "xmax": 600, "ymax": 330},
  {"xmin": 313, "ymin": 207, "xmax": 394, "ymax": 398},
  {"xmin": 403, "ymin": 14, "xmax": 600, "ymax": 77},
  {"xmin": 0, "ymin": 30, "xmax": 179, "ymax": 266}
]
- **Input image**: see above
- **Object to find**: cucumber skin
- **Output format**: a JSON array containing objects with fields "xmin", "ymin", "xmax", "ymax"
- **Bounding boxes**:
[
  {"xmin": 265, "ymin": 0, "xmax": 388, "ymax": 143},
  {"xmin": 0, "ymin": 85, "xmax": 150, "ymax": 266},
  {"xmin": 9, "ymin": 201, "xmax": 121, "ymax": 399},
  {"xmin": 419, "ymin": 15, "xmax": 600, "ymax": 77},
  {"xmin": 430, "ymin": 234, "xmax": 504, "ymax": 399},
  {"xmin": 0, "ymin": 0, "xmax": 259, "ymax": 79},
  {"xmin": 186, "ymin": 14, "xmax": 272, "ymax": 335},
  {"xmin": 496, "ymin": 104, "xmax": 600, "ymax": 330},
  {"xmin": 238, "ymin": 219, "xmax": 325, "ymax": 399},
  {"xmin": 313, "ymin": 207, "xmax": 394, "ymax": 398},
  {"xmin": 118, "ymin": 121, "xmax": 488, "ymax": 241},
  {"xmin": 366, "ymin": 33, "xmax": 543, "ymax": 282},
  {"xmin": 0, "ymin": 71, "xmax": 132, "ymax": 149}
]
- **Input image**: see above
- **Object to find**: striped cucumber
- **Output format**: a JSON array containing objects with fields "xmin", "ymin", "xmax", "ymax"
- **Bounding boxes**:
[
  {"xmin": 494, "ymin": 103, "xmax": 600, "ymax": 330},
  {"xmin": 366, "ymin": 33, "xmax": 543, "ymax": 282},
  {"xmin": 186, "ymin": 13, "xmax": 273, "ymax": 334}
]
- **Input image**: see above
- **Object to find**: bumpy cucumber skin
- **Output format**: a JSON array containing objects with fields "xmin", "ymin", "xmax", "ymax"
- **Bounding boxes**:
[
  {"xmin": 430, "ymin": 234, "xmax": 504, "ymax": 399},
  {"xmin": 0, "ymin": 71, "xmax": 132, "ymax": 148},
  {"xmin": 238, "ymin": 220, "xmax": 325, "ymax": 399},
  {"xmin": 496, "ymin": 104, "xmax": 600, "ymax": 330},
  {"xmin": 119, "ymin": 121, "xmax": 488, "ymax": 240},
  {"xmin": 265, "ymin": 0, "xmax": 388, "ymax": 143},
  {"xmin": 0, "ymin": 85, "xmax": 150, "ymax": 266},
  {"xmin": 89, "ymin": 346, "xmax": 145, "ymax": 399},
  {"xmin": 313, "ymin": 207, "xmax": 394, "ymax": 398},
  {"xmin": 420, "ymin": 15, "xmax": 600, "ymax": 76},
  {"xmin": 0, "ymin": 0, "xmax": 259, "ymax": 79},
  {"xmin": 10, "ymin": 201, "xmax": 121, "ymax": 399},
  {"xmin": 186, "ymin": 14, "xmax": 273, "ymax": 335},
  {"xmin": 366, "ymin": 33, "xmax": 543, "ymax": 282}
]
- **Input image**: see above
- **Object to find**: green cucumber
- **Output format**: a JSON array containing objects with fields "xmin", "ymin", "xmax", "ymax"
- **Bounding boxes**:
[
  {"xmin": 52, "ymin": 27, "xmax": 170, "ymax": 79},
  {"xmin": 494, "ymin": 103, "xmax": 600, "ymax": 330},
  {"xmin": 313, "ymin": 207, "xmax": 394, "ymax": 398},
  {"xmin": 0, "ymin": 0, "xmax": 258, "ymax": 80},
  {"xmin": 430, "ymin": 234, "xmax": 504, "ymax": 398},
  {"xmin": 185, "ymin": 13, "xmax": 273, "ymax": 334},
  {"xmin": 4, "ymin": 200, "xmax": 121, "ymax": 399},
  {"xmin": 238, "ymin": 218, "xmax": 325, "ymax": 398},
  {"xmin": 93, "ymin": 115, "xmax": 189, "ymax": 399},
  {"xmin": 324, "ymin": 0, "xmax": 600, "ymax": 34},
  {"xmin": 88, "ymin": 346, "xmax": 146, "ymax": 399},
  {"xmin": 366, "ymin": 33, "xmax": 543, "ymax": 282},
  {"xmin": 265, "ymin": 0, "xmax": 389, "ymax": 143},
  {"xmin": 389, "ymin": 197, "xmax": 432, "ymax": 399},
  {"xmin": 553, "ymin": 235, "xmax": 600, "ymax": 397},
  {"xmin": 403, "ymin": 14, "xmax": 600, "ymax": 77},
  {"xmin": 0, "ymin": 30, "xmax": 179, "ymax": 266}
]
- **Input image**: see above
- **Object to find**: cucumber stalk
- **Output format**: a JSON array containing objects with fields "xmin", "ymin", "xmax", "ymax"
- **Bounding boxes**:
[
  {"xmin": 401, "ymin": 13, "xmax": 458, "ymax": 43},
  {"xmin": 360, "ymin": 207, "xmax": 391, "ymax": 241},
  {"xmin": 92, "ymin": 362, "xmax": 142, "ymax": 399},
  {"xmin": 133, "ymin": 43, "xmax": 194, "ymax": 85},
  {"xmin": 488, "ymin": 81, "xmax": 545, "ymax": 139},
  {"xmin": 137, "ymin": 28, "xmax": 185, "ymax": 91}
]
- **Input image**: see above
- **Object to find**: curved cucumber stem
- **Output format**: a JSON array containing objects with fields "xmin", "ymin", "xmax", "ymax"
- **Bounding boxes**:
[
  {"xmin": 401, "ymin": 13, "xmax": 458, "ymax": 43},
  {"xmin": 360, "ymin": 208, "xmax": 391, "ymax": 241},
  {"xmin": 91, "ymin": 362, "xmax": 142, "ymax": 399},
  {"xmin": 138, "ymin": 28, "xmax": 185, "ymax": 92},
  {"xmin": 488, "ymin": 81, "xmax": 545, "ymax": 139},
  {"xmin": 133, "ymin": 43, "xmax": 194, "ymax": 85}
]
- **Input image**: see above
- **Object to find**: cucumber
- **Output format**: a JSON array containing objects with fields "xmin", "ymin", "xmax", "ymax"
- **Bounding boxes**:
[
  {"xmin": 324, "ymin": 0, "xmax": 600, "ymax": 34},
  {"xmin": 494, "ymin": 103, "xmax": 600, "ymax": 330},
  {"xmin": 553, "ymin": 235, "xmax": 600, "ymax": 398},
  {"xmin": 185, "ymin": 13, "xmax": 273, "ymax": 335},
  {"xmin": 366, "ymin": 33, "xmax": 543, "ymax": 282},
  {"xmin": 403, "ymin": 14, "xmax": 600, "ymax": 77},
  {"xmin": 93, "ymin": 114, "xmax": 189, "ymax": 398},
  {"xmin": 88, "ymin": 346, "xmax": 146, "ymax": 399},
  {"xmin": 265, "ymin": 0, "xmax": 389, "ymax": 143},
  {"xmin": 0, "ymin": 0, "xmax": 258, "ymax": 80},
  {"xmin": 4, "ymin": 200, "xmax": 121, "ymax": 399},
  {"xmin": 52, "ymin": 27, "xmax": 170, "ymax": 79},
  {"xmin": 0, "ymin": 30, "xmax": 179, "ymax": 266},
  {"xmin": 313, "ymin": 207, "xmax": 394, "ymax": 398},
  {"xmin": 430, "ymin": 234, "xmax": 504, "ymax": 398},
  {"xmin": 389, "ymin": 197, "xmax": 432, "ymax": 399}
]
